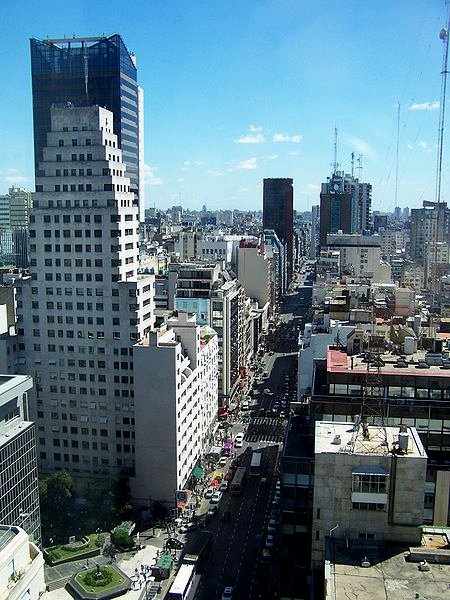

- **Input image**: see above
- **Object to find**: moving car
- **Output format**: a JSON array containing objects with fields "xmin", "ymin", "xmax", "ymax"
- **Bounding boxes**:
[
  {"xmin": 218, "ymin": 456, "xmax": 228, "ymax": 467},
  {"xmin": 235, "ymin": 433, "xmax": 244, "ymax": 444},
  {"xmin": 204, "ymin": 488, "xmax": 214, "ymax": 499},
  {"xmin": 267, "ymin": 519, "xmax": 277, "ymax": 533},
  {"xmin": 265, "ymin": 535, "xmax": 275, "ymax": 548},
  {"xmin": 222, "ymin": 587, "xmax": 234, "ymax": 599},
  {"xmin": 219, "ymin": 481, "xmax": 228, "ymax": 492}
]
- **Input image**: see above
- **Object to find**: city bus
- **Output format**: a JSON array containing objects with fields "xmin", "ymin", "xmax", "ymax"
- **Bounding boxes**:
[
  {"xmin": 250, "ymin": 451, "xmax": 262, "ymax": 476},
  {"xmin": 230, "ymin": 466, "xmax": 247, "ymax": 495},
  {"xmin": 167, "ymin": 563, "xmax": 196, "ymax": 600},
  {"xmin": 221, "ymin": 438, "xmax": 234, "ymax": 457}
]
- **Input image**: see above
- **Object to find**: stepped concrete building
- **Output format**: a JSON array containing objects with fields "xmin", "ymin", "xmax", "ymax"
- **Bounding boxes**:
[{"xmin": 15, "ymin": 105, "xmax": 154, "ymax": 481}]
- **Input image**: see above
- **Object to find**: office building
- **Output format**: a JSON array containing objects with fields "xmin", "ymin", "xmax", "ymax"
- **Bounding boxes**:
[
  {"xmin": 312, "ymin": 421, "xmax": 426, "ymax": 568},
  {"xmin": 410, "ymin": 201, "xmax": 450, "ymax": 262},
  {"xmin": 0, "ymin": 187, "xmax": 33, "ymax": 268},
  {"xmin": 319, "ymin": 171, "xmax": 372, "ymax": 247},
  {"xmin": 0, "ymin": 525, "xmax": 45, "ymax": 600},
  {"xmin": 132, "ymin": 313, "xmax": 218, "ymax": 506},
  {"xmin": 16, "ymin": 105, "xmax": 154, "ymax": 479},
  {"xmin": 326, "ymin": 233, "xmax": 384, "ymax": 281},
  {"xmin": 0, "ymin": 375, "xmax": 41, "ymax": 546},
  {"xmin": 263, "ymin": 178, "xmax": 294, "ymax": 282},
  {"xmin": 30, "ymin": 35, "xmax": 143, "ymax": 212}
]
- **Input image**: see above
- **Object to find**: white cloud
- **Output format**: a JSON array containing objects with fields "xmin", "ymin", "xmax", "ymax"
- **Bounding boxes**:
[
  {"xmin": 346, "ymin": 136, "xmax": 376, "ymax": 158},
  {"xmin": 265, "ymin": 154, "xmax": 279, "ymax": 161},
  {"xmin": 409, "ymin": 101, "xmax": 440, "ymax": 111},
  {"xmin": 239, "ymin": 187, "xmax": 248, "ymax": 193},
  {"xmin": 307, "ymin": 184, "xmax": 320, "ymax": 192},
  {"xmin": 407, "ymin": 143, "xmax": 414, "ymax": 149},
  {"xmin": 273, "ymin": 133, "xmax": 303, "ymax": 143},
  {"xmin": 249, "ymin": 124, "xmax": 262, "ymax": 132},
  {"xmin": 207, "ymin": 169, "xmax": 224, "ymax": 176},
  {"xmin": 418, "ymin": 140, "xmax": 428, "ymax": 149},
  {"xmin": 183, "ymin": 160, "xmax": 203, "ymax": 167},
  {"xmin": 143, "ymin": 164, "xmax": 163, "ymax": 186},
  {"xmin": 3, "ymin": 175, "xmax": 31, "ymax": 184},
  {"xmin": 234, "ymin": 133, "xmax": 265, "ymax": 144},
  {"xmin": 235, "ymin": 157, "xmax": 257, "ymax": 170}
]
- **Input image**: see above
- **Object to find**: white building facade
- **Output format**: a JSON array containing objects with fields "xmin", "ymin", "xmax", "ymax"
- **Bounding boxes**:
[
  {"xmin": 132, "ymin": 313, "xmax": 218, "ymax": 506},
  {"xmin": 16, "ymin": 105, "xmax": 155, "ymax": 480}
]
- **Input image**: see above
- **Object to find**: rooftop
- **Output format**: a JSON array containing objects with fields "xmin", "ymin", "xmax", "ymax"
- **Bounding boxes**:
[
  {"xmin": 328, "ymin": 542, "xmax": 450, "ymax": 600},
  {"xmin": 327, "ymin": 347, "xmax": 450, "ymax": 378},
  {"xmin": 315, "ymin": 421, "xmax": 426, "ymax": 458}
]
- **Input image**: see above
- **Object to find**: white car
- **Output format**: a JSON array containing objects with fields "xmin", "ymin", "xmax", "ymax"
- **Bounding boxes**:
[
  {"xmin": 204, "ymin": 488, "xmax": 214, "ymax": 499},
  {"xmin": 218, "ymin": 456, "xmax": 228, "ymax": 467},
  {"xmin": 235, "ymin": 433, "xmax": 244, "ymax": 444},
  {"xmin": 219, "ymin": 481, "xmax": 228, "ymax": 492},
  {"xmin": 210, "ymin": 491, "xmax": 223, "ymax": 504},
  {"xmin": 234, "ymin": 440, "xmax": 243, "ymax": 448}
]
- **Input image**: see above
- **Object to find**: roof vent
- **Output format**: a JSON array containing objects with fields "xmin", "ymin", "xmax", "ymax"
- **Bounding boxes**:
[
  {"xmin": 418, "ymin": 560, "xmax": 430, "ymax": 572},
  {"xmin": 332, "ymin": 435, "xmax": 341, "ymax": 445},
  {"xmin": 361, "ymin": 556, "xmax": 371, "ymax": 568}
]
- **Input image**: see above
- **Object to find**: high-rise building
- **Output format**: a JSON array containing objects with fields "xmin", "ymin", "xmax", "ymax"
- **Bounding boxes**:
[
  {"xmin": 16, "ymin": 105, "xmax": 155, "ymax": 480},
  {"xmin": 30, "ymin": 35, "xmax": 143, "ymax": 213},
  {"xmin": 410, "ymin": 200, "xmax": 450, "ymax": 263},
  {"xmin": 0, "ymin": 374, "xmax": 41, "ymax": 546},
  {"xmin": 263, "ymin": 178, "xmax": 294, "ymax": 282},
  {"xmin": 0, "ymin": 187, "xmax": 33, "ymax": 267},
  {"xmin": 319, "ymin": 171, "xmax": 372, "ymax": 247}
]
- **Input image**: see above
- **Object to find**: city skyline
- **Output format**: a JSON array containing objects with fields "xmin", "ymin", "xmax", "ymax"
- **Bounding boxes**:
[{"xmin": 0, "ymin": 0, "xmax": 448, "ymax": 212}]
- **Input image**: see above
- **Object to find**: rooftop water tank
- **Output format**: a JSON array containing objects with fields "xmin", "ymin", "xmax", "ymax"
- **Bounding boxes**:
[{"xmin": 404, "ymin": 336, "xmax": 415, "ymax": 355}]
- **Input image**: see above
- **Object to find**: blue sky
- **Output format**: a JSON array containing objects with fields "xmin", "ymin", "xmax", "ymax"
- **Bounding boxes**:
[{"xmin": 0, "ymin": 0, "xmax": 448, "ymax": 212}]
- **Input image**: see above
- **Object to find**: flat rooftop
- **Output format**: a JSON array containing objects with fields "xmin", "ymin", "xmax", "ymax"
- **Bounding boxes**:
[
  {"xmin": 315, "ymin": 421, "xmax": 426, "ymax": 458},
  {"xmin": 0, "ymin": 526, "xmax": 17, "ymax": 553},
  {"xmin": 0, "ymin": 374, "xmax": 32, "ymax": 399},
  {"xmin": 327, "ymin": 347, "xmax": 450, "ymax": 378},
  {"xmin": 328, "ymin": 542, "xmax": 450, "ymax": 600}
]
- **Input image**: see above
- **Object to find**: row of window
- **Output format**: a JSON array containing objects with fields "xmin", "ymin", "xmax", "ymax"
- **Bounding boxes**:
[
  {"xmin": 57, "ymin": 138, "xmax": 94, "ymax": 147},
  {"xmin": 33, "ymin": 199, "xmax": 134, "ymax": 209},
  {"xmin": 30, "ymin": 243, "xmax": 137, "ymax": 254}
]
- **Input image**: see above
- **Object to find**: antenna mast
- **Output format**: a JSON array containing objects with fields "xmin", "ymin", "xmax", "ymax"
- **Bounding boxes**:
[
  {"xmin": 356, "ymin": 154, "xmax": 363, "ymax": 179},
  {"xmin": 351, "ymin": 152, "xmax": 355, "ymax": 178},
  {"xmin": 333, "ymin": 127, "xmax": 339, "ymax": 174},
  {"xmin": 395, "ymin": 102, "xmax": 400, "ymax": 208}
]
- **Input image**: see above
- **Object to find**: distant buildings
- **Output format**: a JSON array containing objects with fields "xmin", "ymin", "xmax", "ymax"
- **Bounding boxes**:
[
  {"xmin": 132, "ymin": 313, "xmax": 218, "ymax": 506},
  {"xmin": 0, "ymin": 375, "xmax": 41, "ymax": 546},
  {"xmin": 263, "ymin": 178, "xmax": 294, "ymax": 282},
  {"xmin": 410, "ymin": 200, "xmax": 450, "ymax": 263},
  {"xmin": 0, "ymin": 187, "xmax": 32, "ymax": 267}
]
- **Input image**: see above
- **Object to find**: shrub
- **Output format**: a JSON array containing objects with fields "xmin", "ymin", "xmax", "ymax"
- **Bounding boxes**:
[
  {"xmin": 95, "ymin": 533, "xmax": 106, "ymax": 548},
  {"xmin": 110, "ymin": 529, "xmax": 134, "ymax": 550},
  {"xmin": 82, "ymin": 567, "xmax": 113, "ymax": 588}
]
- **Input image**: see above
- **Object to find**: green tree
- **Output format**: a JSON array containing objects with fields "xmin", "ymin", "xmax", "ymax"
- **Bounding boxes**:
[{"xmin": 110, "ymin": 529, "xmax": 134, "ymax": 550}]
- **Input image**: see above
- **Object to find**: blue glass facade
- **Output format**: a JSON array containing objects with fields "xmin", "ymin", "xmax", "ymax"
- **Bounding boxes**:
[{"xmin": 30, "ymin": 35, "xmax": 140, "ymax": 194}]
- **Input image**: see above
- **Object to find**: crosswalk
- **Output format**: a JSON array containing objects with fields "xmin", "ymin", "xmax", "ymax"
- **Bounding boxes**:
[{"xmin": 245, "ymin": 417, "xmax": 286, "ymax": 443}]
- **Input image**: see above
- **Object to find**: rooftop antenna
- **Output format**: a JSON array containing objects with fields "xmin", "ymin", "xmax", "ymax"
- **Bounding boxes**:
[
  {"xmin": 351, "ymin": 152, "xmax": 355, "ymax": 178},
  {"xmin": 395, "ymin": 102, "xmax": 400, "ymax": 208},
  {"xmin": 432, "ymin": 12, "xmax": 450, "ymax": 301},
  {"xmin": 356, "ymin": 154, "xmax": 363, "ymax": 179},
  {"xmin": 332, "ymin": 126, "xmax": 340, "ymax": 174}
]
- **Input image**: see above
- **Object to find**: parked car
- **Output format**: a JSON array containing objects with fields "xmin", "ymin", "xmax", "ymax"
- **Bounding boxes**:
[
  {"xmin": 267, "ymin": 519, "xmax": 277, "ymax": 533},
  {"xmin": 225, "ymin": 469, "xmax": 235, "ymax": 481},
  {"xmin": 204, "ymin": 488, "xmax": 214, "ymax": 499},
  {"xmin": 219, "ymin": 481, "xmax": 228, "ymax": 492},
  {"xmin": 218, "ymin": 456, "xmax": 228, "ymax": 467},
  {"xmin": 265, "ymin": 535, "xmax": 275, "ymax": 549},
  {"xmin": 167, "ymin": 537, "xmax": 184, "ymax": 550},
  {"xmin": 210, "ymin": 491, "xmax": 223, "ymax": 504},
  {"xmin": 235, "ymin": 433, "xmax": 244, "ymax": 443}
]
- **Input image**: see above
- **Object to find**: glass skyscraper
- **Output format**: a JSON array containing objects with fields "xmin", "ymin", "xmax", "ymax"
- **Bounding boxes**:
[{"xmin": 30, "ymin": 35, "xmax": 142, "ymax": 202}]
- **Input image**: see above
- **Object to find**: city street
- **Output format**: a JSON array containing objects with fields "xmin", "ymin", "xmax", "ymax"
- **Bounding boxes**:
[{"xmin": 192, "ymin": 273, "xmax": 311, "ymax": 599}]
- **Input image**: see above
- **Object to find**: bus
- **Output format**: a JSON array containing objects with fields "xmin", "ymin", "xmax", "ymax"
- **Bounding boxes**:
[
  {"xmin": 250, "ymin": 451, "xmax": 262, "ymax": 476},
  {"xmin": 230, "ymin": 466, "xmax": 247, "ymax": 495},
  {"xmin": 167, "ymin": 563, "xmax": 196, "ymax": 600},
  {"xmin": 222, "ymin": 438, "xmax": 234, "ymax": 457}
]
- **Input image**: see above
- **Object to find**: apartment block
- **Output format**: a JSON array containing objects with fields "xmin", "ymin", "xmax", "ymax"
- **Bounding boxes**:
[{"xmin": 132, "ymin": 313, "xmax": 218, "ymax": 506}]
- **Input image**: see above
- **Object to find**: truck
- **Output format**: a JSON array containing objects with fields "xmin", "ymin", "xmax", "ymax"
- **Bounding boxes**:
[{"xmin": 180, "ymin": 530, "xmax": 212, "ymax": 573}]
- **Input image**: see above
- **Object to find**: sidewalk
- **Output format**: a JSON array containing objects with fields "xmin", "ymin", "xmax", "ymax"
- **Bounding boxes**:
[{"xmin": 41, "ymin": 540, "xmax": 174, "ymax": 600}]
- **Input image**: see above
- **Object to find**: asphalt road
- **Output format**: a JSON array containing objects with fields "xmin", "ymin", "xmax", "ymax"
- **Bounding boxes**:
[{"xmin": 192, "ymin": 269, "xmax": 316, "ymax": 600}]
